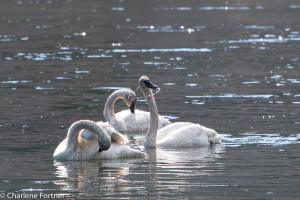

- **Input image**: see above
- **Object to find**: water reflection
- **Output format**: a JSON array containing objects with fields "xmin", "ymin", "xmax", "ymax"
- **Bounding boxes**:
[
  {"xmin": 145, "ymin": 145, "xmax": 224, "ymax": 165},
  {"xmin": 224, "ymin": 133, "xmax": 300, "ymax": 147},
  {"xmin": 54, "ymin": 160, "xmax": 133, "ymax": 198},
  {"xmin": 53, "ymin": 145, "xmax": 225, "ymax": 198}
]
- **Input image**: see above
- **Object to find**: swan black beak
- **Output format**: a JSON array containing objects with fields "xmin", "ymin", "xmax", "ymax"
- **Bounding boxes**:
[
  {"xmin": 129, "ymin": 102, "xmax": 135, "ymax": 114},
  {"xmin": 143, "ymin": 79, "xmax": 158, "ymax": 89}
]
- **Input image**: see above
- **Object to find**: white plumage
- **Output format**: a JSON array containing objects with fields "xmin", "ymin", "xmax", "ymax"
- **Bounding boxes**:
[
  {"xmin": 104, "ymin": 89, "xmax": 171, "ymax": 133},
  {"xmin": 138, "ymin": 76, "xmax": 223, "ymax": 148},
  {"xmin": 53, "ymin": 120, "xmax": 144, "ymax": 161}
]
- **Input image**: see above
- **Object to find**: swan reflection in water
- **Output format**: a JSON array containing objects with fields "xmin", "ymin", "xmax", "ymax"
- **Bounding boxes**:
[
  {"xmin": 53, "ymin": 144, "xmax": 225, "ymax": 198},
  {"xmin": 53, "ymin": 159, "xmax": 135, "ymax": 197}
]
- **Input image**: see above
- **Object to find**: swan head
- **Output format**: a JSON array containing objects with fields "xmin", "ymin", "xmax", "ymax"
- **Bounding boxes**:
[
  {"xmin": 139, "ymin": 76, "xmax": 158, "ymax": 94},
  {"xmin": 127, "ymin": 94, "xmax": 136, "ymax": 114},
  {"xmin": 121, "ymin": 90, "xmax": 137, "ymax": 114}
]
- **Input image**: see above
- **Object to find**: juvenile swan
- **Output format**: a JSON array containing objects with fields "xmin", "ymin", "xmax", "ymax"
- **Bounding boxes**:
[
  {"xmin": 104, "ymin": 89, "xmax": 170, "ymax": 133},
  {"xmin": 138, "ymin": 76, "xmax": 223, "ymax": 148},
  {"xmin": 53, "ymin": 120, "xmax": 144, "ymax": 161}
]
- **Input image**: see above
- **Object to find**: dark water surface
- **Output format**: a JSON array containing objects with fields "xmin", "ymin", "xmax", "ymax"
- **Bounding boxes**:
[{"xmin": 1, "ymin": 0, "xmax": 300, "ymax": 199}]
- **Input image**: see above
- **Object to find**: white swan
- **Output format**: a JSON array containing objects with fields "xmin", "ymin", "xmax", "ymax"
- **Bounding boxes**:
[
  {"xmin": 53, "ymin": 120, "xmax": 144, "ymax": 160},
  {"xmin": 138, "ymin": 76, "xmax": 223, "ymax": 148},
  {"xmin": 104, "ymin": 89, "xmax": 171, "ymax": 133}
]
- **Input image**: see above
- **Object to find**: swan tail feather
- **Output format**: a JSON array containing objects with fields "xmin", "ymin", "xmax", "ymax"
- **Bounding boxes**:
[
  {"xmin": 209, "ymin": 134, "xmax": 224, "ymax": 144},
  {"xmin": 207, "ymin": 129, "xmax": 224, "ymax": 144}
]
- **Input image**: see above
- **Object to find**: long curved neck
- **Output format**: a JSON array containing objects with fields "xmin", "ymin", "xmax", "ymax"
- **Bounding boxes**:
[
  {"xmin": 104, "ymin": 91, "xmax": 122, "ymax": 126},
  {"xmin": 144, "ymin": 90, "xmax": 159, "ymax": 147},
  {"xmin": 66, "ymin": 120, "xmax": 111, "ymax": 151}
]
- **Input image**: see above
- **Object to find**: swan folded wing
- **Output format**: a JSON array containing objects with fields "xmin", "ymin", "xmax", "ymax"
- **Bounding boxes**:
[
  {"xmin": 114, "ymin": 110, "xmax": 147, "ymax": 132},
  {"xmin": 157, "ymin": 122, "xmax": 194, "ymax": 141},
  {"xmin": 79, "ymin": 122, "xmax": 128, "ymax": 145},
  {"xmin": 116, "ymin": 110, "xmax": 170, "ymax": 133},
  {"xmin": 97, "ymin": 122, "xmax": 128, "ymax": 144},
  {"xmin": 132, "ymin": 110, "xmax": 171, "ymax": 129},
  {"xmin": 127, "ymin": 110, "xmax": 150, "ymax": 131},
  {"xmin": 157, "ymin": 124, "xmax": 211, "ymax": 147}
]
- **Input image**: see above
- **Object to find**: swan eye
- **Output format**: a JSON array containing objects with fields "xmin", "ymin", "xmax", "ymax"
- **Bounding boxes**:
[{"xmin": 142, "ymin": 79, "xmax": 158, "ymax": 89}]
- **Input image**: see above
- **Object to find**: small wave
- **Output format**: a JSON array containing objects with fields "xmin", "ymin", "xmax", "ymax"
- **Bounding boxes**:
[
  {"xmin": 163, "ymin": 83, "xmax": 176, "ymax": 86},
  {"xmin": 75, "ymin": 70, "xmax": 90, "ymax": 74},
  {"xmin": 209, "ymin": 74, "xmax": 231, "ymax": 78},
  {"xmin": 110, "ymin": 48, "xmax": 212, "ymax": 53},
  {"xmin": 242, "ymin": 81, "xmax": 260, "ymax": 84},
  {"xmin": 144, "ymin": 62, "xmax": 170, "ymax": 66},
  {"xmin": 35, "ymin": 86, "xmax": 55, "ymax": 90},
  {"xmin": 162, "ymin": 115, "xmax": 179, "ymax": 120},
  {"xmin": 186, "ymin": 93, "xmax": 276, "ymax": 99},
  {"xmin": 86, "ymin": 54, "xmax": 113, "ymax": 58},
  {"xmin": 244, "ymin": 25, "xmax": 275, "ymax": 30},
  {"xmin": 154, "ymin": 6, "xmax": 250, "ymax": 11},
  {"xmin": 198, "ymin": 6, "xmax": 250, "ymax": 10},
  {"xmin": 1, "ymin": 80, "xmax": 32, "ymax": 84},
  {"xmin": 223, "ymin": 133, "xmax": 300, "ymax": 147}
]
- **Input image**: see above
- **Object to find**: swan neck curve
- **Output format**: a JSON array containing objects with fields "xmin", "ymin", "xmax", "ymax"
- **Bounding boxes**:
[
  {"xmin": 104, "ymin": 91, "xmax": 121, "ymax": 126},
  {"xmin": 66, "ymin": 120, "xmax": 111, "ymax": 151},
  {"xmin": 144, "ymin": 90, "xmax": 159, "ymax": 147}
]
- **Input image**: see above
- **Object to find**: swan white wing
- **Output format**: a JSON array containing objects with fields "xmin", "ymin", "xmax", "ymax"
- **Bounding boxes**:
[
  {"xmin": 80, "ymin": 122, "xmax": 115, "ymax": 140},
  {"xmin": 133, "ymin": 110, "xmax": 171, "ymax": 128},
  {"xmin": 80, "ymin": 123, "xmax": 128, "ymax": 144},
  {"xmin": 157, "ymin": 122, "xmax": 194, "ymax": 141},
  {"xmin": 115, "ymin": 109, "xmax": 149, "ymax": 132},
  {"xmin": 115, "ymin": 109, "xmax": 171, "ymax": 132},
  {"xmin": 96, "ymin": 121, "xmax": 129, "ymax": 144},
  {"xmin": 96, "ymin": 121, "xmax": 116, "ymax": 134},
  {"xmin": 157, "ymin": 123, "xmax": 220, "ymax": 147}
]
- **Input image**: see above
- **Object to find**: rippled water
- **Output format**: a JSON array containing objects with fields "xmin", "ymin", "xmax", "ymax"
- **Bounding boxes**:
[{"xmin": 1, "ymin": 0, "xmax": 300, "ymax": 199}]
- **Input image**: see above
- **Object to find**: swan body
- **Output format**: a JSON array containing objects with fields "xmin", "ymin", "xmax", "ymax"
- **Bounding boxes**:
[
  {"xmin": 157, "ymin": 123, "xmax": 221, "ymax": 147},
  {"xmin": 53, "ymin": 120, "xmax": 144, "ymax": 161},
  {"xmin": 138, "ymin": 76, "xmax": 223, "ymax": 148},
  {"xmin": 104, "ymin": 89, "xmax": 171, "ymax": 133}
]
